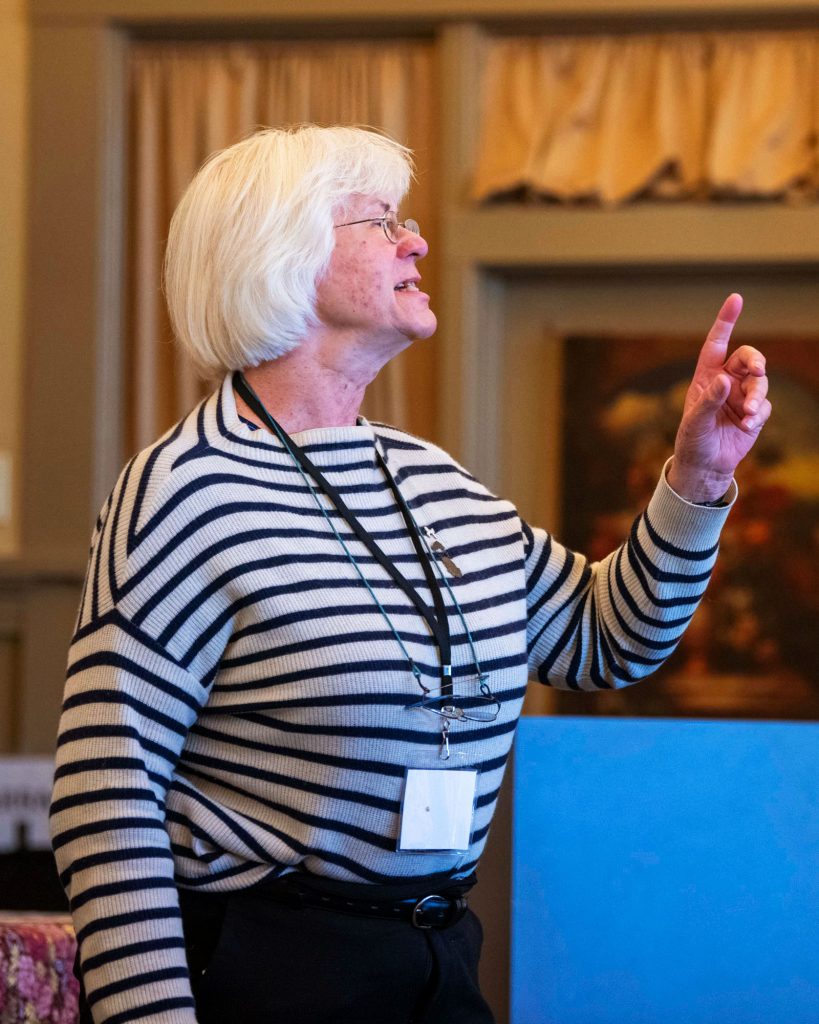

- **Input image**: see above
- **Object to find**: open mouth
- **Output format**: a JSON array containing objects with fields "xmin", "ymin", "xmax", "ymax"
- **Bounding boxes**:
[{"xmin": 394, "ymin": 280, "xmax": 420, "ymax": 292}]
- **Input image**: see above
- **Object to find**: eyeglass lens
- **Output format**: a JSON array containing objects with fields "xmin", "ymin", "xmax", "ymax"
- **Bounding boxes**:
[{"xmin": 384, "ymin": 215, "xmax": 420, "ymax": 242}]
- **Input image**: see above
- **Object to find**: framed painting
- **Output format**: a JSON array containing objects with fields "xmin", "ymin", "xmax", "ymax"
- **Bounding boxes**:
[{"xmin": 553, "ymin": 334, "xmax": 819, "ymax": 720}]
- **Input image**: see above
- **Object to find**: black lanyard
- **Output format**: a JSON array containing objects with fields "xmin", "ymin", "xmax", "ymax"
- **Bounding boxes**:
[{"xmin": 234, "ymin": 372, "xmax": 454, "ymax": 695}]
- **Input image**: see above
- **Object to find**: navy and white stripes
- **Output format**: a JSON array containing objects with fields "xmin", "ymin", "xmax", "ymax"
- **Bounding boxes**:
[{"xmin": 51, "ymin": 374, "xmax": 732, "ymax": 1023}]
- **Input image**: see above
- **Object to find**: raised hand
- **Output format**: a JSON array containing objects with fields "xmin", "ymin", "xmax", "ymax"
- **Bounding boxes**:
[{"xmin": 667, "ymin": 293, "xmax": 771, "ymax": 504}]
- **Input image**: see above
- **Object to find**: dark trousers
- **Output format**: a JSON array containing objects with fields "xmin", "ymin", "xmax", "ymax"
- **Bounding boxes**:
[{"xmin": 77, "ymin": 877, "xmax": 495, "ymax": 1024}]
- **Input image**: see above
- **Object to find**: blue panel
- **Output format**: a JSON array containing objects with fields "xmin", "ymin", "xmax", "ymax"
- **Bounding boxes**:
[{"xmin": 512, "ymin": 718, "xmax": 819, "ymax": 1024}]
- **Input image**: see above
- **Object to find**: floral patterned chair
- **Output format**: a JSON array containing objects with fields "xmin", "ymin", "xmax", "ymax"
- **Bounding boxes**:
[{"xmin": 0, "ymin": 914, "xmax": 78, "ymax": 1024}]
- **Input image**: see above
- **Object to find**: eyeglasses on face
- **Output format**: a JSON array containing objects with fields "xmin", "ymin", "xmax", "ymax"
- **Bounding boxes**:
[{"xmin": 334, "ymin": 211, "xmax": 420, "ymax": 244}]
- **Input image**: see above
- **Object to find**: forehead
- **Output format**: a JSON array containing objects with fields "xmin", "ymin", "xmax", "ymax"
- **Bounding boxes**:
[{"xmin": 339, "ymin": 193, "xmax": 398, "ymax": 217}]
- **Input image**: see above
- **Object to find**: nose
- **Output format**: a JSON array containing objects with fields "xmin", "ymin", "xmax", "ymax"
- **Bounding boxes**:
[{"xmin": 396, "ymin": 223, "xmax": 428, "ymax": 259}]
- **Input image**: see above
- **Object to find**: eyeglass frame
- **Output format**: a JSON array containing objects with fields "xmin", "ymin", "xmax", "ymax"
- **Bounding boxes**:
[
  {"xmin": 404, "ymin": 679, "xmax": 501, "ymax": 724},
  {"xmin": 334, "ymin": 212, "xmax": 420, "ymax": 244}
]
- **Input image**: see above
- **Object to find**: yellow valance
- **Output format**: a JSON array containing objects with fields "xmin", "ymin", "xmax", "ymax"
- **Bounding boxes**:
[{"xmin": 473, "ymin": 32, "xmax": 819, "ymax": 205}]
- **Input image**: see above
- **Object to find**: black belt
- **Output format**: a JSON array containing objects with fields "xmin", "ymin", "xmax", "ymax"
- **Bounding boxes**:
[{"xmin": 260, "ymin": 875, "xmax": 473, "ymax": 930}]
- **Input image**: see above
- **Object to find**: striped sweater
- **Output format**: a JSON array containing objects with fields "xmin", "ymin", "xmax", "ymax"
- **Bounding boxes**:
[{"xmin": 50, "ymin": 374, "xmax": 732, "ymax": 1023}]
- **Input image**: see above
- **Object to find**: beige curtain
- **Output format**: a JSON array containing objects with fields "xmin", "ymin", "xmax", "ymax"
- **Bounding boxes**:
[
  {"xmin": 473, "ymin": 31, "xmax": 819, "ymax": 205},
  {"xmin": 128, "ymin": 41, "xmax": 436, "ymax": 455}
]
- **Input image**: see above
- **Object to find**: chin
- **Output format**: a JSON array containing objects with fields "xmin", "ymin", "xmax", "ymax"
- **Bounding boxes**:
[{"xmin": 412, "ymin": 312, "xmax": 438, "ymax": 340}]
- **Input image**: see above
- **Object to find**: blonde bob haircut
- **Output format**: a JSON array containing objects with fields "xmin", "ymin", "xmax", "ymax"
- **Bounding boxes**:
[{"xmin": 164, "ymin": 125, "xmax": 414, "ymax": 376}]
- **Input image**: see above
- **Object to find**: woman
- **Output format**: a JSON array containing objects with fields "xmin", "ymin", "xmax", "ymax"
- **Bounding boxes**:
[{"xmin": 50, "ymin": 125, "xmax": 770, "ymax": 1024}]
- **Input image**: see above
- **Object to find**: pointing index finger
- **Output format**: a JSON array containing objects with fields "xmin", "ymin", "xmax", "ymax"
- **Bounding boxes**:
[{"xmin": 696, "ymin": 292, "xmax": 744, "ymax": 370}]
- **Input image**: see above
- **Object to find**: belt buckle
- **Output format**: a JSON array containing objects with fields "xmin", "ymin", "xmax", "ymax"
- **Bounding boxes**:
[{"xmin": 411, "ymin": 894, "xmax": 447, "ymax": 929}]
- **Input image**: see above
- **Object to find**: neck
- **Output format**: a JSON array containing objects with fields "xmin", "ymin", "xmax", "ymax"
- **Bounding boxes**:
[{"xmin": 236, "ymin": 340, "xmax": 375, "ymax": 435}]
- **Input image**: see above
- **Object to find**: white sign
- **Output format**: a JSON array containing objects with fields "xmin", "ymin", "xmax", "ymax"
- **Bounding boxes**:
[{"xmin": 0, "ymin": 757, "xmax": 55, "ymax": 851}]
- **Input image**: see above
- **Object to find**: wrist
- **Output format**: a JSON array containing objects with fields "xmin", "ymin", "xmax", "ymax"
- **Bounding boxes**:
[{"xmin": 666, "ymin": 458, "xmax": 733, "ymax": 505}]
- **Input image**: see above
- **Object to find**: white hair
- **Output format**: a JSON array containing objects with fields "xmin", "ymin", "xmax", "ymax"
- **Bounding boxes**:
[{"xmin": 163, "ymin": 125, "xmax": 414, "ymax": 375}]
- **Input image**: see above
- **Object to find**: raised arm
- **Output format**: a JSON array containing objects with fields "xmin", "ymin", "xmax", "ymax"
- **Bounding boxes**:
[{"xmin": 526, "ymin": 294, "xmax": 771, "ymax": 690}]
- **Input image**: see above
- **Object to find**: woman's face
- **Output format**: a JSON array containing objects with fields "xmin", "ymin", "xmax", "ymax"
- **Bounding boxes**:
[{"xmin": 314, "ymin": 194, "xmax": 437, "ymax": 352}]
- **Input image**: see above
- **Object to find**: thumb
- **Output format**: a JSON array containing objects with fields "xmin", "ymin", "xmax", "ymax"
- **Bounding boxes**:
[
  {"xmin": 696, "ymin": 372, "xmax": 731, "ymax": 415},
  {"xmin": 683, "ymin": 373, "xmax": 731, "ymax": 434}
]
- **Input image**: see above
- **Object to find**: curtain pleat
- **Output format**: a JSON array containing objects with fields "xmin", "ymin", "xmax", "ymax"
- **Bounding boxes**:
[
  {"xmin": 473, "ymin": 31, "xmax": 819, "ymax": 205},
  {"xmin": 707, "ymin": 34, "xmax": 818, "ymax": 195},
  {"xmin": 128, "ymin": 41, "xmax": 435, "ymax": 455}
]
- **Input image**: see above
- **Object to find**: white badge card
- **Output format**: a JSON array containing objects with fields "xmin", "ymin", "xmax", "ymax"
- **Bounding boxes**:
[{"xmin": 398, "ymin": 768, "xmax": 478, "ymax": 853}]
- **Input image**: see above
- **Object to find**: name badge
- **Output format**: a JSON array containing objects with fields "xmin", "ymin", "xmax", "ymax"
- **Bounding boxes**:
[{"xmin": 398, "ymin": 768, "xmax": 478, "ymax": 853}]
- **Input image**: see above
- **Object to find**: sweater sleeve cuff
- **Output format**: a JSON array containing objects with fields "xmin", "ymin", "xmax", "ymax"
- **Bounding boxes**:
[{"xmin": 647, "ymin": 458, "xmax": 737, "ymax": 552}]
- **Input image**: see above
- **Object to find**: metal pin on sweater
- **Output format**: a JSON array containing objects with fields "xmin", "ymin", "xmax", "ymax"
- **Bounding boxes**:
[
  {"xmin": 422, "ymin": 526, "xmax": 462, "ymax": 578},
  {"xmin": 439, "ymin": 719, "xmax": 451, "ymax": 761}
]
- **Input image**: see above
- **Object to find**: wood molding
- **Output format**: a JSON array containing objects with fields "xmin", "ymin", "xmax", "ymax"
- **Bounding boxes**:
[
  {"xmin": 446, "ymin": 205, "xmax": 819, "ymax": 267},
  {"xmin": 29, "ymin": 0, "xmax": 819, "ymax": 24}
]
